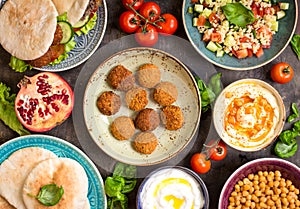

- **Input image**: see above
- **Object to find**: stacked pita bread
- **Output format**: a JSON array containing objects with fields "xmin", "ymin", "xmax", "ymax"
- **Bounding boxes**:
[{"xmin": 0, "ymin": 147, "xmax": 90, "ymax": 209}]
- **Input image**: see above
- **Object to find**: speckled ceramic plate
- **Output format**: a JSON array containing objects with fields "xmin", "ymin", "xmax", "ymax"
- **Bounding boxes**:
[
  {"xmin": 0, "ymin": 0, "xmax": 107, "ymax": 72},
  {"xmin": 213, "ymin": 79, "xmax": 285, "ymax": 151},
  {"xmin": 83, "ymin": 47, "xmax": 201, "ymax": 166},
  {"xmin": 0, "ymin": 134, "xmax": 107, "ymax": 209},
  {"xmin": 182, "ymin": 0, "xmax": 298, "ymax": 70}
]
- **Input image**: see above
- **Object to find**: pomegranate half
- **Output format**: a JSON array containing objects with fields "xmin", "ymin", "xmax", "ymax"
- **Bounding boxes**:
[{"xmin": 15, "ymin": 72, "xmax": 74, "ymax": 132}]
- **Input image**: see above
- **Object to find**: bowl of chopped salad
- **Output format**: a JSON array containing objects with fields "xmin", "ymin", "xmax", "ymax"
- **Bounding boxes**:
[{"xmin": 183, "ymin": 0, "xmax": 298, "ymax": 70}]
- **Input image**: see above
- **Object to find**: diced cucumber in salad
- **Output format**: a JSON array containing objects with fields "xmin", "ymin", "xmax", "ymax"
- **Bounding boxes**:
[{"xmin": 189, "ymin": 0, "xmax": 289, "ymax": 59}]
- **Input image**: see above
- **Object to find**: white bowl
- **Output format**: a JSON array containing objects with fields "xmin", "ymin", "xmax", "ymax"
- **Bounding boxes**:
[
  {"xmin": 136, "ymin": 166, "xmax": 209, "ymax": 209},
  {"xmin": 213, "ymin": 79, "xmax": 285, "ymax": 151}
]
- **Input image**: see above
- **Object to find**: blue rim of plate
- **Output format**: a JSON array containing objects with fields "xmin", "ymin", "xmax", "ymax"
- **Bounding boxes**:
[
  {"xmin": 182, "ymin": 0, "xmax": 298, "ymax": 70},
  {"xmin": 0, "ymin": 134, "xmax": 107, "ymax": 209},
  {"xmin": 0, "ymin": 0, "xmax": 107, "ymax": 72}
]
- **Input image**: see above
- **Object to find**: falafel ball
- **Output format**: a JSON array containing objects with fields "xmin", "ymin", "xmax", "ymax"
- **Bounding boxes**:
[
  {"xmin": 160, "ymin": 105, "xmax": 184, "ymax": 130},
  {"xmin": 107, "ymin": 65, "xmax": 135, "ymax": 91},
  {"xmin": 133, "ymin": 131, "xmax": 158, "ymax": 154},
  {"xmin": 137, "ymin": 63, "xmax": 161, "ymax": 88},
  {"xmin": 135, "ymin": 108, "xmax": 160, "ymax": 131},
  {"xmin": 153, "ymin": 81, "xmax": 178, "ymax": 106},
  {"xmin": 110, "ymin": 116, "xmax": 135, "ymax": 140},
  {"xmin": 96, "ymin": 91, "xmax": 121, "ymax": 116},
  {"xmin": 125, "ymin": 87, "xmax": 148, "ymax": 111}
]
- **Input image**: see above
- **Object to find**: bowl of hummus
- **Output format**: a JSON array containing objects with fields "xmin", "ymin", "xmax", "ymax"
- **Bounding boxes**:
[
  {"xmin": 136, "ymin": 166, "xmax": 209, "ymax": 209},
  {"xmin": 213, "ymin": 79, "xmax": 285, "ymax": 152}
]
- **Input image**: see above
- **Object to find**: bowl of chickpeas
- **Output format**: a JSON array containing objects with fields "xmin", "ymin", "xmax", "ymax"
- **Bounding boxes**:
[{"xmin": 219, "ymin": 158, "xmax": 300, "ymax": 209}]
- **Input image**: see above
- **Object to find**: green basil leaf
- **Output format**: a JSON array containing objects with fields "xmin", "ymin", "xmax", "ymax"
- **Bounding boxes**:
[
  {"xmin": 104, "ymin": 176, "xmax": 125, "ymax": 198},
  {"xmin": 279, "ymin": 130, "xmax": 298, "ymax": 145},
  {"xmin": 287, "ymin": 114, "xmax": 297, "ymax": 123},
  {"xmin": 208, "ymin": 72, "xmax": 222, "ymax": 96},
  {"xmin": 122, "ymin": 179, "xmax": 137, "ymax": 194},
  {"xmin": 222, "ymin": 3, "xmax": 255, "ymax": 27},
  {"xmin": 291, "ymin": 103, "xmax": 299, "ymax": 116},
  {"xmin": 293, "ymin": 120, "xmax": 300, "ymax": 132},
  {"xmin": 291, "ymin": 34, "xmax": 300, "ymax": 60},
  {"xmin": 113, "ymin": 162, "xmax": 136, "ymax": 179},
  {"xmin": 33, "ymin": 184, "xmax": 64, "ymax": 206},
  {"xmin": 274, "ymin": 141, "xmax": 298, "ymax": 158}
]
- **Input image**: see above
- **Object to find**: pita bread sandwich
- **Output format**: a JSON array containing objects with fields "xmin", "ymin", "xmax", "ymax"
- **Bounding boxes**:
[
  {"xmin": 23, "ymin": 158, "xmax": 89, "ymax": 209},
  {"xmin": 0, "ymin": 147, "xmax": 58, "ymax": 209},
  {"xmin": 0, "ymin": 196, "xmax": 15, "ymax": 209},
  {"xmin": 0, "ymin": 0, "xmax": 101, "ymax": 70}
]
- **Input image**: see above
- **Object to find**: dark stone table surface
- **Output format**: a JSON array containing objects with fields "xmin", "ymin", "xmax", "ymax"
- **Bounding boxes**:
[{"xmin": 0, "ymin": 1, "xmax": 299, "ymax": 209}]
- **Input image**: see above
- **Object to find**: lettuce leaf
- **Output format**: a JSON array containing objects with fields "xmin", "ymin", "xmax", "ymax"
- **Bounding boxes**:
[
  {"xmin": 9, "ymin": 56, "xmax": 32, "ymax": 73},
  {"xmin": 75, "ymin": 13, "xmax": 98, "ymax": 36},
  {"xmin": 0, "ymin": 83, "xmax": 30, "ymax": 135}
]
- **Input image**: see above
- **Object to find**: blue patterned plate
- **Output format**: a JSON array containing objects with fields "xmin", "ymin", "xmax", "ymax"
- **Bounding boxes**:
[
  {"xmin": 0, "ymin": 134, "xmax": 107, "ymax": 209},
  {"xmin": 0, "ymin": 0, "xmax": 107, "ymax": 72},
  {"xmin": 182, "ymin": 0, "xmax": 298, "ymax": 70}
]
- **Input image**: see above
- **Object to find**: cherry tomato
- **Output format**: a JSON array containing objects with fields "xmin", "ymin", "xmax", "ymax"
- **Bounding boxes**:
[
  {"xmin": 190, "ymin": 153, "xmax": 211, "ymax": 174},
  {"xmin": 270, "ymin": 62, "xmax": 294, "ymax": 84},
  {"xmin": 135, "ymin": 24, "xmax": 158, "ymax": 47},
  {"xmin": 156, "ymin": 13, "xmax": 178, "ymax": 36},
  {"xmin": 119, "ymin": 10, "xmax": 140, "ymax": 33},
  {"xmin": 139, "ymin": 2, "xmax": 161, "ymax": 21},
  {"xmin": 207, "ymin": 140, "xmax": 227, "ymax": 161},
  {"xmin": 121, "ymin": 0, "xmax": 144, "ymax": 11}
]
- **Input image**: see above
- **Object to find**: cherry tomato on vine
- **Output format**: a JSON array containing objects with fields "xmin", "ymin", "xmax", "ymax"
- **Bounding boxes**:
[
  {"xmin": 190, "ymin": 153, "xmax": 211, "ymax": 174},
  {"xmin": 119, "ymin": 10, "xmax": 140, "ymax": 33},
  {"xmin": 139, "ymin": 2, "xmax": 161, "ymax": 21},
  {"xmin": 121, "ymin": 0, "xmax": 144, "ymax": 11},
  {"xmin": 135, "ymin": 24, "xmax": 158, "ymax": 47},
  {"xmin": 270, "ymin": 62, "xmax": 294, "ymax": 84},
  {"xmin": 156, "ymin": 13, "xmax": 178, "ymax": 36},
  {"xmin": 207, "ymin": 140, "xmax": 227, "ymax": 161}
]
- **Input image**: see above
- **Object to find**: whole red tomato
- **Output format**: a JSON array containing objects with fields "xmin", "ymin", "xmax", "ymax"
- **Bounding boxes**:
[
  {"xmin": 190, "ymin": 153, "xmax": 211, "ymax": 174},
  {"xmin": 119, "ymin": 10, "xmax": 140, "ymax": 33},
  {"xmin": 135, "ymin": 24, "xmax": 158, "ymax": 47},
  {"xmin": 139, "ymin": 2, "xmax": 161, "ymax": 21},
  {"xmin": 270, "ymin": 62, "xmax": 294, "ymax": 84},
  {"xmin": 207, "ymin": 140, "xmax": 227, "ymax": 161},
  {"xmin": 156, "ymin": 13, "xmax": 178, "ymax": 36},
  {"xmin": 121, "ymin": 0, "xmax": 144, "ymax": 10}
]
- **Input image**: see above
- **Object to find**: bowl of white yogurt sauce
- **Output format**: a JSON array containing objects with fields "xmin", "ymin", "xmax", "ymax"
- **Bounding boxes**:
[{"xmin": 136, "ymin": 166, "xmax": 209, "ymax": 209}]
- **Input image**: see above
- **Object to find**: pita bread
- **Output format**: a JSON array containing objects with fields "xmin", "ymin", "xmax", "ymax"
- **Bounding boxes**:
[
  {"xmin": 51, "ymin": 0, "xmax": 89, "ymax": 25},
  {"xmin": 0, "ymin": 196, "xmax": 15, "ymax": 209},
  {"xmin": 0, "ymin": 0, "xmax": 58, "ymax": 60},
  {"xmin": 23, "ymin": 157, "xmax": 89, "ymax": 209},
  {"xmin": 0, "ymin": 147, "xmax": 58, "ymax": 209}
]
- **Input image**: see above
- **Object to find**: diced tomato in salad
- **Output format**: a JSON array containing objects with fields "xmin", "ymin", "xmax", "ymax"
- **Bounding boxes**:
[{"xmin": 192, "ymin": 0, "xmax": 287, "ymax": 59}]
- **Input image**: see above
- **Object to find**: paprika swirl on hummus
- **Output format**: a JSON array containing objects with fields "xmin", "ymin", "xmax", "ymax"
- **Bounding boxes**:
[{"xmin": 213, "ymin": 79, "xmax": 285, "ymax": 151}]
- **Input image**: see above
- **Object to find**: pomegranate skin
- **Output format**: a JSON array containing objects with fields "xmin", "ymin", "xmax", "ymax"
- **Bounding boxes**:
[{"xmin": 15, "ymin": 72, "xmax": 74, "ymax": 132}]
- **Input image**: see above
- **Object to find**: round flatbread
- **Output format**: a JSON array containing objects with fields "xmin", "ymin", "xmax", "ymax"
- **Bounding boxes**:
[
  {"xmin": 0, "ymin": 196, "xmax": 15, "ymax": 209},
  {"xmin": 0, "ymin": 0, "xmax": 58, "ymax": 60},
  {"xmin": 23, "ymin": 158, "xmax": 89, "ymax": 209},
  {"xmin": 0, "ymin": 147, "xmax": 58, "ymax": 209},
  {"xmin": 51, "ymin": 0, "xmax": 89, "ymax": 25}
]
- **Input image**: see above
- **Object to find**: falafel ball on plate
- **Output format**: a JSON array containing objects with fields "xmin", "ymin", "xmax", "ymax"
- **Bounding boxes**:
[
  {"xmin": 96, "ymin": 91, "xmax": 121, "ymax": 116},
  {"xmin": 110, "ymin": 116, "xmax": 135, "ymax": 140},
  {"xmin": 135, "ymin": 108, "xmax": 160, "ymax": 131},
  {"xmin": 133, "ymin": 131, "xmax": 158, "ymax": 154},
  {"xmin": 107, "ymin": 65, "xmax": 135, "ymax": 91},
  {"xmin": 125, "ymin": 87, "xmax": 148, "ymax": 111},
  {"xmin": 160, "ymin": 105, "xmax": 184, "ymax": 130},
  {"xmin": 153, "ymin": 81, "xmax": 178, "ymax": 106},
  {"xmin": 137, "ymin": 63, "xmax": 161, "ymax": 88}
]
